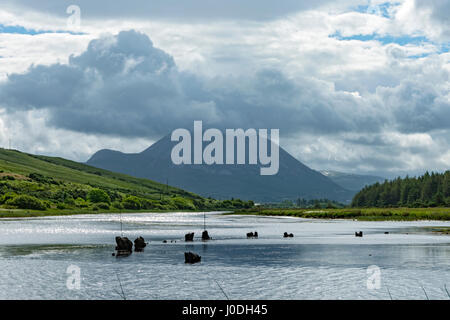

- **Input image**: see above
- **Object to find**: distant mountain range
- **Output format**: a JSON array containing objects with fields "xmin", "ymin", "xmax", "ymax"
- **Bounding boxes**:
[
  {"xmin": 87, "ymin": 134, "xmax": 354, "ymax": 203},
  {"xmin": 320, "ymin": 170, "xmax": 385, "ymax": 192}
]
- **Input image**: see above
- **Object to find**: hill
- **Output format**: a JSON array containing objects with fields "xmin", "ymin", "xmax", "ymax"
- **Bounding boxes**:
[
  {"xmin": 0, "ymin": 148, "xmax": 253, "ymax": 215},
  {"xmin": 320, "ymin": 170, "xmax": 385, "ymax": 191},
  {"xmin": 87, "ymin": 134, "xmax": 353, "ymax": 203}
]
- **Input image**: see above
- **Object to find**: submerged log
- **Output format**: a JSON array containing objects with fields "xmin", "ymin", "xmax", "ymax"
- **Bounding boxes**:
[
  {"xmin": 185, "ymin": 252, "xmax": 201, "ymax": 264},
  {"xmin": 355, "ymin": 231, "xmax": 363, "ymax": 237},
  {"xmin": 283, "ymin": 232, "xmax": 294, "ymax": 238},
  {"xmin": 185, "ymin": 232, "xmax": 194, "ymax": 242},
  {"xmin": 202, "ymin": 230, "xmax": 211, "ymax": 241},
  {"xmin": 134, "ymin": 236, "xmax": 146, "ymax": 252},
  {"xmin": 115, "ymin": 236, "xmax": 133, "ymax": 256}
]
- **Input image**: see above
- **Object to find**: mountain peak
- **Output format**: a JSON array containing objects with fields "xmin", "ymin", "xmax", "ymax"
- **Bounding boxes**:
[{"xmin": 87, "ymin": 135, "xmax": 354, "ymax": 203}]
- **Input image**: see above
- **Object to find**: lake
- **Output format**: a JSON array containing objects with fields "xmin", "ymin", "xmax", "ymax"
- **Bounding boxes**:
[{"xmin": 0, "ymin": 212, "xmax": 449, "ymax": 300}]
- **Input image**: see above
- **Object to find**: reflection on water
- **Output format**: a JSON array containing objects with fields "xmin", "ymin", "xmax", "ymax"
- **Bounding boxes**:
[{"xmin": 0, "ymin": 212, "xmax": 449, "ymax": 300}]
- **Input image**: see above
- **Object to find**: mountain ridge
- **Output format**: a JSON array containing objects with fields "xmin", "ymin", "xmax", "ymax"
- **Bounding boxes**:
[
  {"xmin": 87, "ymin": 134, "xmax": 354, "ymax": 203},
  {"xmin": 320, "ymin": 170, "xmax": 386, "ymax": 192}
]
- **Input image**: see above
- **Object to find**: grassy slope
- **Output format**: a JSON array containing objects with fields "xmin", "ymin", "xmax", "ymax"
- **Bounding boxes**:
[
  {"xmin": 0, "ymin": 148, "xmax": 200, "ymax": 200},
  {"xmin": 233, "ymin": 207, "xmax": 450, "ymax": 221}
]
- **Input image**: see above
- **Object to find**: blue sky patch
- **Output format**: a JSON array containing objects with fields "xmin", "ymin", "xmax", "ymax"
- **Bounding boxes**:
[
  {"xmin": 330, "ymin": 31, "xmax": 429, "ymax": 46},
  {"xmin": 0, "ymin": 24, "xmax": 84, "ymax": 35},
  {"xmin": 330, "ymin": 31, "xmax": 450, "ymax": 56},
  {"xmin": 354, "ymin": 2, "xmax": 394, "ymax": 18}
]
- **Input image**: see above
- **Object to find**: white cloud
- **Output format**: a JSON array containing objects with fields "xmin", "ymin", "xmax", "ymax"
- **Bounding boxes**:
[{"xmin": 0, "ymin": 0, "xmax": 449, "ymax": 177}]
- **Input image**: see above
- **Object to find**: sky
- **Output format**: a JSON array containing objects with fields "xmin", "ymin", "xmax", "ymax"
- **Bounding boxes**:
[{"xmin": 0, "ymin": 0, "xmax": 449, "ymax": 178}]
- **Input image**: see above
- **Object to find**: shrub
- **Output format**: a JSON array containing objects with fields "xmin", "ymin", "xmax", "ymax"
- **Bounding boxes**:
[
  {"xmin": 140, "ymin": 199, "xmax": 156, "ymax": 210},
  {"xmin": 75, "ymin": 197, "xmax": 89, "ymax": 208},
  {"xmin": 112, "ymin": 201, "xmax": 123, "ymax": 209},
  {"xmin": 87, "ymin": 188, "xmax": 111, "ymax": 204},
  {"xmin": 64, "ymin": 196, "xmax": 76, "ymax": 206},
  {"xmin": 28, "ymin": 172, "xmax": 48, "ymax": 183},
  {"xmin": 122, "ymin": 196, "xmax": 141, "ymax": 210},
  {"xmin": 172, "ymin": 197, "xmax": 196, "ymax": 210},
  {"xmin": 6, "ymin": 195, "xmax": 47, "ymax": 210},
  {"xmin": 0, "ymin": 192, "xmax": 16, "ymax": 204},
  {"xmin": 94, "ymin": 202, "xmax": 109, "ymax": 210}
]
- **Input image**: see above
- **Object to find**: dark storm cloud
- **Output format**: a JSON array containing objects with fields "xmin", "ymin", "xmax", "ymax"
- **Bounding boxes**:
[
  {"xmin": 0, "ymin": 30, "xmax": 448, "ymax": 140},
  {"xmin": 0, "ymin": 30, "xmax": 386, "ymax": 139},
  {"xmin": 377, "ymin": 79, "xmax": 450, "ymax": 133},
  {"xmin": 2, "ymin": 0, "xmax": 339, "ymax": 21}
]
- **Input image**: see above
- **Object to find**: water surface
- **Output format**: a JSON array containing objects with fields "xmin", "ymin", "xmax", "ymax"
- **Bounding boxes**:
[{"xmin": 0, "ymin": 212, "xmax": 449, "ymax": 300}]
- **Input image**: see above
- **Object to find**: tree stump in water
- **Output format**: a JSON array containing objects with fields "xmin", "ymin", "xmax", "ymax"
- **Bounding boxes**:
[
  {"xmin": 185, "ymin": 252, "xmax": 201, "ymax": 264},
  {"xmin": 115, "ymin": 236, "xmax": 133, "ymax": 256},
  {"xmin": 202, "ymin": 230, "xmax": 211, "ymax": 241},
  {"xmin": 185, "ymin": 232, "xmax": 194, "ymax": 242},
  {"xmin": 247, "ymin": 231, "xmax": 258, "ymax": 238},
  {"xmin": 134, "ymin": 236, "xmax": 146, "ymax": 252}
]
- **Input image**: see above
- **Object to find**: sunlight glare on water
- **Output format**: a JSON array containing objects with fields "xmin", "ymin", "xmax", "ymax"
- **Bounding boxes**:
[{"xmin": 0, "ymin": 212, "xmax": 449, "ymax": 300}]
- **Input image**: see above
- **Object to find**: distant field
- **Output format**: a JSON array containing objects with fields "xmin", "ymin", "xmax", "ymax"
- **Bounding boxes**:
[{"xmin": 232, "ymin": 207, "xmax": 450, "ymax": 221}]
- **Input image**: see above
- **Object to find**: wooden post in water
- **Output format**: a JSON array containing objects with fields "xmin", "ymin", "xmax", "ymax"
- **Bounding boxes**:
[{"xmin": 120, "ymin": 212, "xmax": 123, "ymax": 237}]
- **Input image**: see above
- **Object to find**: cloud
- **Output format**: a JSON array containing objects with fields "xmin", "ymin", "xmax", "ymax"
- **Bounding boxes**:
[
  {"xmin": 414, "ymin": 0, "xmax": 450, "ymax": 40},
  {"xmin": 0, "ymin": 0, "xmax": 350, "ymax": 22},
  {"xmin": 0, "ymin": 30, "xmax": 390, "ymax": 139},
  {"xmin": 0, "ymin": 108, "xmax": 154, "ymax": 161},
  {"xmin": 0, "ymin": 1, "xmax": 449, "ymax": 177}
]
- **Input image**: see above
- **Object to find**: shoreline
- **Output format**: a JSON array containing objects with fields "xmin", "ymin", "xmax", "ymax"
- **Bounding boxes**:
[
  {"xmin": 2, "ymin": 207, "xmax": 450, "ymax": 222},
  {"xmin": 230, "ymin": 207, "xmax": 450, "ymax": 222},
  {"xmin": 0, "ymin": 208, "xmax": 230, "ymax": 219}
]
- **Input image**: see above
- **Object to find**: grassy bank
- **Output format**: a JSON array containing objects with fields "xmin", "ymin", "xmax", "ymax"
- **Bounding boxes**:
[
  {"xmin": 232, "ymin": 207, "xmax": 450, "ymax": 221},
  {"xmin": 0, "ymin": 148, "xmax": 253, "ymax": 216}
]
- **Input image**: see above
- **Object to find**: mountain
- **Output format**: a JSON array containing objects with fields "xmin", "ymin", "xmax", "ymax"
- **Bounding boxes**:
[
  {"xmin": 87, "ymin": 134, "xmax": 353, "ymax": 203},
  {"xmin": 320, "ymin": 170, "xmax": 385, "ymax": 192}
]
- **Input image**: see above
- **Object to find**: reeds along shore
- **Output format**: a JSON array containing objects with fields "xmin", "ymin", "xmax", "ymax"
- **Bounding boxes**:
[{"xmin": 232, "ymin": 207, "xmax": 450, "ymax": 221}]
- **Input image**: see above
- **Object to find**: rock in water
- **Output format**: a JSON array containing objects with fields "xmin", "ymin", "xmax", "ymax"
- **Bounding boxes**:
[
  {"xmin": 247, "ymin": 231, "xmax": 258, "ymax": 238},
  {"xmin": 115, "ymin": 236, "xmax": 133, "ymax": 256},
  {"xmin": 202, "ymin": 230, "xmax": 211, "ymax": 241},
  {"xmin": 185, "ymin": 252, "xmax": 201, "ymax": 264},
  {"xmin": 185, "ymin": 232, "xmax": 194, "ymax": 242},
  {"xmin": 134, "ymin": 236, "xmax": 146, "ymax": 252}
]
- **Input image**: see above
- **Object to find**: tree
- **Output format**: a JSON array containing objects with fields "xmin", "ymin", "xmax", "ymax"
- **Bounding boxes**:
[
  {"xmin": 122, "ymin": 196, "xmax": 141, "ymax": 210},
  {"xmin": 6, "ymin": 195, "xmax": 46, "ymax": 210},
  {"xmin": 87, "ymin": 188, "xmax": 111, "ymax": 203},
  {"xmin": 351, "ymin": 171, "xmax": 449, "ymax": 208}
]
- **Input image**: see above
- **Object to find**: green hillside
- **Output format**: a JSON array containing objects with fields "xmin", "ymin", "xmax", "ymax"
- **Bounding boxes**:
[{"xmin": 0, "ymin": 148, "xmax": 253, "ymax": 217}]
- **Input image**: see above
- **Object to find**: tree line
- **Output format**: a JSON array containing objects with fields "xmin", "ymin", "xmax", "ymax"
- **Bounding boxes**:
[{"xmin": 352, "ymin": 171, "xmax": 450, "ymax": 208}]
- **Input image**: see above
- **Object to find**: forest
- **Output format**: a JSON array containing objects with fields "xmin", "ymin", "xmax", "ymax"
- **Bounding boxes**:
[{"xmin": 351, "ymin": 171, "xmax": 450, "ymax": 208}]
